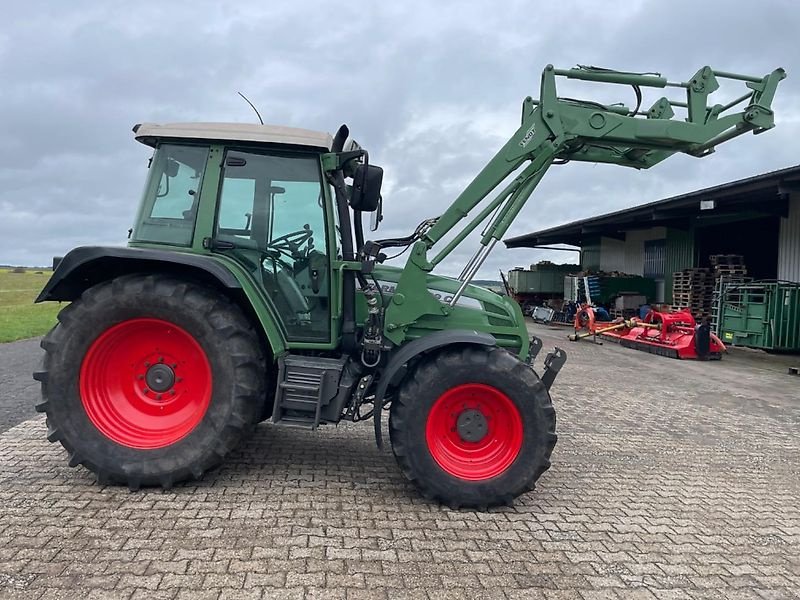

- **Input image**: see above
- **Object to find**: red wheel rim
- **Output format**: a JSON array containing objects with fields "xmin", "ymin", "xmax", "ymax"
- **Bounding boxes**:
[
  {"xmin": 79, "ymin": 318, "xmax": 212, "ymax": 449},
  {"xmin": 425, "ymin": 383, "xmax": 523, "ymax": 481}
]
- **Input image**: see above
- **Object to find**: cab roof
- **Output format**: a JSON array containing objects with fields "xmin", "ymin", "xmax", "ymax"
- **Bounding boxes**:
[{"xmin": 133, "ymin": 122, "xmax": 333, "ymax": 151}]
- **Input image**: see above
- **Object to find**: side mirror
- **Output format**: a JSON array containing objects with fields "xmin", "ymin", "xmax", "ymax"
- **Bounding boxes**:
[
  {"xmin": 349, "ymin": 164, "xmax": 383, "ymax": 212},
  {"xmin": 370, "ymin": 195, "xmax": 383, "ymax": 231},
  {"xmin": 165, "ymin": 158, "xmax": 180, "ymax": 178}
]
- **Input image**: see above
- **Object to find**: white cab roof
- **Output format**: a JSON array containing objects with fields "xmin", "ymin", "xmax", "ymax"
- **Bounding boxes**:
[{"xmin": 133, "ymin": 122, "xmax": 333, "ymax": 150}]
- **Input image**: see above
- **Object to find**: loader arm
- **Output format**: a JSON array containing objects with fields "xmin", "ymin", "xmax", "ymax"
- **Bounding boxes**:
[{"xmin": 383, "ymin": 63, "xmax": 786, "ymax": 345}]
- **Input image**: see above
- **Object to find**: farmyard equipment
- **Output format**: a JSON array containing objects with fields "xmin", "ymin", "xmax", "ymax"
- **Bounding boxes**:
[
  {"xmin": 34, "ymin": 64, "xmax": 784, "ymax": 507},
  {"xmin": 571, "ymin": 305, "xmax": 727, "ymax": 359}
]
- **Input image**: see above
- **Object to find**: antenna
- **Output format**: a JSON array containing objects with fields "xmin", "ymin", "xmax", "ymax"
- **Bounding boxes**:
[{"xmin": 237, "ymin": 92, "xmax": 264, "ymax": 125}]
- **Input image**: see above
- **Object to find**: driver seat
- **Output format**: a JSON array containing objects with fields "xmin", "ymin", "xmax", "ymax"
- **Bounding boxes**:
[
  {"xmin": 274, "ymin": 267, "xmax": 311, "ymax": 322},
  {"xmin": 249, "ymin": 186, "xmax": 310, "ymax": 323}
]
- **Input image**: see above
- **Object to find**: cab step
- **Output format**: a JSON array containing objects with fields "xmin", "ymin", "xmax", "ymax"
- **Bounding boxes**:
[{"xmin": 272, "ymin": 355, "xmax": 348, "ymax": 429}]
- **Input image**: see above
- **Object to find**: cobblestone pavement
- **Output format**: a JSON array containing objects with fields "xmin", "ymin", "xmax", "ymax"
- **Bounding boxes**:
[{"xmin": 0, "ymin": 323, "xmax": 798, "ymax": 599}]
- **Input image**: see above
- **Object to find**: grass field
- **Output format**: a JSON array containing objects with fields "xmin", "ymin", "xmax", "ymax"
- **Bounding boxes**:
[{"xmin": 0, "ymin": 268, "xmax": 62, "ymax": 343}]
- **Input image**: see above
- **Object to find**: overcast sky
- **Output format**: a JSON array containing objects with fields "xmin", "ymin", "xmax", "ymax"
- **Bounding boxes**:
[{"xmin": 1, "ymin": 0, "xmax": 798, "ymax": 278}]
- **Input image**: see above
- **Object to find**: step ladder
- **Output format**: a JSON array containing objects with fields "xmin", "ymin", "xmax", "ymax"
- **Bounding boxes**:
[{"xmin": 272, "ymin": 355, "xmax": 347, "ymax": 429}]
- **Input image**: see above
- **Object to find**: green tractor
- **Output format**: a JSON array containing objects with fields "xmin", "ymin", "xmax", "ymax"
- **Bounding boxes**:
[{"xmin": 34, "ymin": 64, "xmax": 784, "ymax": 507}]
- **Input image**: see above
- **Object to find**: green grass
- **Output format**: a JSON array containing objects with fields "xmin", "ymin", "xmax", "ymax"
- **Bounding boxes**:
[{"xmin": 0, "ymin": 268, "xmax": 63, "ymax": 343}]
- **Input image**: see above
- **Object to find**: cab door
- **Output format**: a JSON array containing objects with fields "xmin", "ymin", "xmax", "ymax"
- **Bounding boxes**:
[{"xmin": 214, "ymin": 149, "xmax": 333, "ymax": 344}]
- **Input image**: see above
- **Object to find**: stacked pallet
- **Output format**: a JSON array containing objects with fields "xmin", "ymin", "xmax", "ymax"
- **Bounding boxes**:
[
  {"xmin": 709, "ymin": 255, "xmax": 750, "ymax": 332},
  {"xmin": 710, "ymin": 254, "xmax": 748, "ymax": 280},
  {"xmin": 672, "ymin": 268, "xmax": 715, "ymax": 319}
]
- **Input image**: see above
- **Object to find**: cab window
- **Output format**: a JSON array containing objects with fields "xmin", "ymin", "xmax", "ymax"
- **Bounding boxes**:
[
  {"xmin": 132, "ymin": 144, "xmax": 209, "ymax": 246},
  {"xmin": 215, "ymin": 150, "xmax": 331, "ymax": 343}
]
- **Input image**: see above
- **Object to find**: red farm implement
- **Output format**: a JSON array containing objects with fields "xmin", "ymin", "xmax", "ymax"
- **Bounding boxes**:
[{"xmin": 570, "ymin": 305, "xmax": 726, "ymax": 360}]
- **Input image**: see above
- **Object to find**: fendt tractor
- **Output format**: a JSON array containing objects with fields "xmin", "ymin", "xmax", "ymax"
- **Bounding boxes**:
[{"xmin": 34, "ymin": 64, "xmax": 784, "ymax": 507}]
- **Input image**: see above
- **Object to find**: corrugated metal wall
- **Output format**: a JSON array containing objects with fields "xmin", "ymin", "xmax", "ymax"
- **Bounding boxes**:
[
  {"xmin": 582, "ymin": 237, "xmax": 601, "ymax": 271},
  {"xmin": 643, "ymin": 240, "xmax": 666, "ymax": 278},
  {"xmin": 600, "ymin": 237, "xmax": 626, "ymax": 272},
  {"xmin": 778, "ymin": 193, "xmax": 800, "ymax": 283},
  {"xmin": 664, "ymin": 227, "xmax": 696, "ymax": 302}
]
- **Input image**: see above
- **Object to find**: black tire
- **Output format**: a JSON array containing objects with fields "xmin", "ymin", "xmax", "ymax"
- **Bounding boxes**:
[
  {"xmin": 388, "ymin": 345, "xmax": 557, "ymax": 509},
  {"xmin": 34, "ymin": 274, "xmax": 266, "ymax": 489}
]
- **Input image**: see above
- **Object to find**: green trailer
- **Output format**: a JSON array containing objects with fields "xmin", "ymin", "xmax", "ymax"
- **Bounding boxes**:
[
  {"xmin": 507, "ymin": 263, "xmax": 579, "ymax": 314},
  {"xmin": 719, "ymin": 282, "xmax": 800, "ymax": 351}
]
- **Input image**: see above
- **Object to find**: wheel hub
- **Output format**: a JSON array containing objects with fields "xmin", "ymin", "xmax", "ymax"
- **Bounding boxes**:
[
  {"xmin": 145, "ymin": 363, "xmax": 175, "ymax": 393},
  {"xmin": 79, "ymin": 318, "xmax": 211, "ymax": 449},
  {"xmin": 425, "ymin": 383, "xmax": 523, "ymax": 481},
  {"xmin": 456, "ymin": 408, "xmax": 488, "ymax": 443}
]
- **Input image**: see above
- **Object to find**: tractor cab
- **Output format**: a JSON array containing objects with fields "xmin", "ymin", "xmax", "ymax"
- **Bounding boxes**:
[{"xmin": 130, "ymin": 122, "xmax": 377, "ymax": 345}]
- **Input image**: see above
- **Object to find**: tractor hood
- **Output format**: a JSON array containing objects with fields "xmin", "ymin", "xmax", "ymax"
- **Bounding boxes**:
[
  {"xmin": 370, "ymin": 265, "xmax": 497, "ymax": 309},
  {"xmin": 369, "ymin": 265, "xmax": 529, "ymax": 356}
]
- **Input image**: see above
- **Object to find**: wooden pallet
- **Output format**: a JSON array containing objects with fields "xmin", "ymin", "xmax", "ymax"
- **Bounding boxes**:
[
  {"xmin": 709, "ymin": 254, "xmax": 745, "ymax": 267},
  {"xmin": 715, "ymin": 267, "xmax": 748, "ymax": 278},
  {"xmin": 672, "ymin": 268, "xmax": 716, "ymax": 319}
]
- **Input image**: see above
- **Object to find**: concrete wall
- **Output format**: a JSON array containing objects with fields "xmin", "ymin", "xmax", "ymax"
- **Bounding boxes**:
[
  {"xmin": 599, "ymin": 227, "xmax": 666, "ymax": 276},
  {"xmin": 778, "ymin": 193, "xmax": 800, "ymax": 283}
]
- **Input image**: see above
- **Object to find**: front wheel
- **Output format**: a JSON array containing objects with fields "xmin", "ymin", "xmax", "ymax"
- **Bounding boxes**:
[
  {"xmin": 35, "ymin": 274, "xmax": 266, "ymax": 489},
  {"xmin": 389, "ymin": 346, "xmax": 556, "ymax": 508}
]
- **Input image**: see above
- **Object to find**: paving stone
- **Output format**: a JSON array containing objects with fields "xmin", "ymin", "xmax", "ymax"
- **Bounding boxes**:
[{"xmin": 1, "ymin": 324, "xmax": 798, "ymax": 598}]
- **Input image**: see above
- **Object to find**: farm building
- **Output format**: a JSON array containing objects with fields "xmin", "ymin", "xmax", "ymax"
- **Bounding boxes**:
[{"xmin": 505, "ymin": 164, "xmax": 800, "ymax": 305}]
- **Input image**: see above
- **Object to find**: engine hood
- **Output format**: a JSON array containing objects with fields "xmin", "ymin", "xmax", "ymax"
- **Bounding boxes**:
[{"xmin": 369, "ymin": 264, "xmax": 529, "ymax": 356}]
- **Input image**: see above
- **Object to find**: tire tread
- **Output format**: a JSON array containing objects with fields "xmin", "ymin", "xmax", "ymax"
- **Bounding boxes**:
[
  {"xmin": 35, "ymin": 274, "xmax": 267, "ymax": 490},
  {"xmin": 389, "ymin": 345, "xmax": 557, "ymax": 509}
]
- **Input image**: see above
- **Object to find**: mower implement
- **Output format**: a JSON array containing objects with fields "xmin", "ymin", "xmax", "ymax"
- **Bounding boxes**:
[
  {"xmin": 570, "ymin": 305, "xmax": 727, "ymax": 360},
  {"xmin": 34, "ymin": 63, "xmax": 783, "ymax": 508}
]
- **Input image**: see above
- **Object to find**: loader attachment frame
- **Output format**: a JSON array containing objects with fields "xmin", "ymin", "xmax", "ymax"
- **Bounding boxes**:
[{"xmin": 382, "ymin": 64, "xmax": 786, "ymax": 345}]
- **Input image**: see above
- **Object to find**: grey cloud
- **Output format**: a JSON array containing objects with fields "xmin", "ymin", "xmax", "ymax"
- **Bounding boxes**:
[{"xmin": 0, "ymin": 0, "xmax": 797, "ymax": 278}]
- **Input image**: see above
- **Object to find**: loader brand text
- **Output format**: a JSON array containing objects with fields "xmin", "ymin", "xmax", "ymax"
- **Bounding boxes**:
[
  {"xmin": 519, "ymin": 125, "xmax": 536, "ymax": 148},
  {"xmin": 371, "ymin": 280, "xmax": 481, "ymax": 309}
]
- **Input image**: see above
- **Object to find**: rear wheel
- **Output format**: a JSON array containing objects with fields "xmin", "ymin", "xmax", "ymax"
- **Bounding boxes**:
[
  {"xmin": 35, "ymin": 274, "xmax": 266, "ymax": 489},
  {"xmin": 389, "ymin": 346, "xmax": 556, "ymax": 508}
]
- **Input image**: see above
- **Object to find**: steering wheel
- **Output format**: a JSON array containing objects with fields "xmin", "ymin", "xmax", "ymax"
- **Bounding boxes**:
[{"xmin": 269, "ymin": 226, "xmax": 313, "ymax": 260}]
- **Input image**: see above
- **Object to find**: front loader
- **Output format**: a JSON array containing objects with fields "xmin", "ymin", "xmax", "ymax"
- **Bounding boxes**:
[{"xmin": 34, "ymin": 64, "xmax": 784, "ymax": 508}]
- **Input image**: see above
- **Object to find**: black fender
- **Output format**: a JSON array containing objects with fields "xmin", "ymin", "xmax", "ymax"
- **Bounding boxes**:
[
  {"xmin": 36, "ymin": 246, "xmax": 241, "ymax": 302},
  {"xmin": 373, "ymin": 330, "xmax": 496, "ymax": 448}
]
